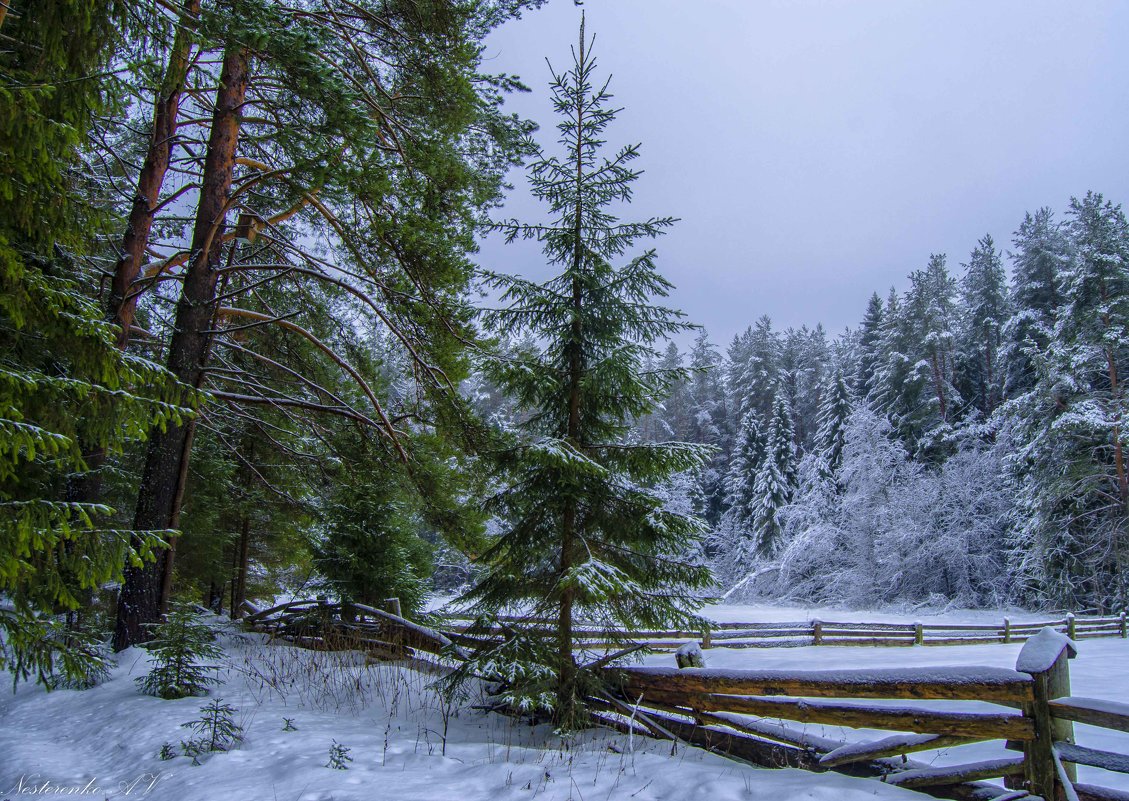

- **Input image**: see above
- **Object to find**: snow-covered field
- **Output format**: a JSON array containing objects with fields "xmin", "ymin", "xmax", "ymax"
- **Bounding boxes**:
[
  {"xmin": 2, "ymin": 604, "xmax": 1125, "ymax": 800},
  {"xmin": 0, "ymin": 619, "xmax": 922, "ymax": 801}
]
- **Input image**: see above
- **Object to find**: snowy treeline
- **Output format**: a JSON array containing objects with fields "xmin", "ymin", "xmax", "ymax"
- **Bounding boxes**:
[{"xmin": 626, "ymin": 193, "xmax": 1129, "ymax": 612}]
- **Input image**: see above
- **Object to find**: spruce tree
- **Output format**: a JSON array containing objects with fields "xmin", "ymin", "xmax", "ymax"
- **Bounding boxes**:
[
  {"xmin": 814, "ymin": 367, "xmax": 853, "ymax": 481},
  {"xmin": 751, "ymin": 393, "xmax": 797, "ymax": 556},
  {"xmin": 463, "ymin": 17, "xmax": 712, "ymax": 728},
  {"xmin": 855, "ymin": 292, "xmax": 885, "ymax": 399},
  {"xmin": 137, "ymin": 604, "xmax": 222, "ymax": 699},
  {"xmin": 724, "ymin": 411, "xmax": 766, "ymax": 535},
  {"xmin": 1002, "ymin": 193, "xmax": 1129, "ymax": 609},
  {"xmin": 0, "ymin": 0, "xmax": 189, "ymax": 685},
  {"xmin": 1003, "ymin": 208, "xmax": 1068, "ymax": 398},
  {"xmin": 957, "ymin": 235, "xmax": 1010, "ymax": 418}
]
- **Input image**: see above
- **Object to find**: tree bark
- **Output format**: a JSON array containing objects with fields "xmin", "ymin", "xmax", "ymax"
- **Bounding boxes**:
[
  {"xmin": 556, "ymin": 33, "xmax": 588, "ymax": 725},
  {"xmin": 63, "ymin": 0, "xmax": 200, "ymax": 537},
  {"xmin": 232, "ymin": 513, "xmax": 251, "ymax": 619},
  {"xmin": 110, "ymin": 0, "xmax": 200, "ymax": 348},
  {"xmin": 113, "ymin": 44, "xmax": 250, "ymax": 650}
]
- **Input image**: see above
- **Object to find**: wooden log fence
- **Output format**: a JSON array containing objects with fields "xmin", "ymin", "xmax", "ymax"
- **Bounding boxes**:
[
  {"xmin": 439, "ymin": 610, "xmax": 1129, "ymax": 652},
  {"xmin": 242, "ymin": 600, "xmax": 1129, "ymax": 801},
  {"xmin": 598, "ymin": 626, "xmax": 1129, "ymax": 801}
]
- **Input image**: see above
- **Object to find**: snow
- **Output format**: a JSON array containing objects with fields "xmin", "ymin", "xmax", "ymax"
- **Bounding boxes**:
[
  {"xmin": 0, "ymin": 623, "xmax": 931, "ymax": 801},
  {"xmin": 627, "ymin": 664, "xmax": 1030, "ymax": 687},
  {"xmin": 819, "ymin": 733, "xmax": 947, "ymax": 766},
  {"xmin": 1014, "ymin": 627, "xmax": 1076, "ymax": 674}
]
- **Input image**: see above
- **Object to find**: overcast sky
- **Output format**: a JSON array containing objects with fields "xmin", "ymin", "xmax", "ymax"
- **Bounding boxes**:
[{"xmin": 475, "ymin": 0, "xmax": 1129, "ymax": 347}]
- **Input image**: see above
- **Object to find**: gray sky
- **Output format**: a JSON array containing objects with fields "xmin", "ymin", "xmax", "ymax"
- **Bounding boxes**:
[{"xmin": 476, "ymin": 0, "xmax": 1129, "ymax": 347}]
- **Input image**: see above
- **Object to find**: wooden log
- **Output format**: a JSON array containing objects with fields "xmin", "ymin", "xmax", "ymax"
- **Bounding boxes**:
[
  {"xmin": 915, "ymin": 622, "xmax": 924, "ymax": 646},
  {"xmin": 819, "ymin": 628, "xmax": 917, "ymax": 638},
  {"xmin": 1076, "ymin": 783, "xmax": 1129, "ymax": 801},
  {"xmin": 919, "ymin": 623, "xmax": 1006, "ymax": 632},
  {"xmin": 1069, "ymin": 623, "xmax": 1124, "ymax": 633},
  {"xmin": 813, "ymin": 619, "xmax": 823, "ymax": 645},
  {"xmin": 242, "ymin": 599, "xmax": 321, "ymax": 623},
  {"xmin": 820, "ymin": 638, "xmax": 916, "ymax": 647},
  {"xmin": 1056, "ymin": 742, "xmax": 1129, "ymax": 775},
  {"xmin": 632, "ymin": 689, "xmax": 1034, "ymax": 740},
  {"xmin": 921, "ymin": 637, "xmax": 1007, "ymax": 647},
  {"xmin": 610, "ymin": 665, "xmax": 1035, "ymax": 703},
  {"xmin": 1121, "ymin": 611, "xmax": 1127, "ymax": 639},
  {"xmin": 710, "ymin": 628, "xmax": 812, "ymax": 639},
  {"xmin": 1050, "ymin": 698, "xmax": 1129, "ymax": 734},
  {"xmin": 818, "ymin": 620, "xmax": 916, "ymax": 631},
  {"xmin": 1003, "ymin": 618, "xmax": 1011, "ymax": 644},
  {"xmin": 819, "ymin": 733, "xmax": 981, "ymax": 767},
  {"xmin": 588, "ymin": 699, "xmax": 817, "ymax": 770},
  {"xmin": 1053, "ymin": 748, "xmax": 1082, "ymax": 801},
  {"xmin": 883, "ymin": 757, "xmax": 1025, "ymax": 788},
  {"xmin": 1067, "ymin": 613, "xmax": 1077, "ymax": 641}
]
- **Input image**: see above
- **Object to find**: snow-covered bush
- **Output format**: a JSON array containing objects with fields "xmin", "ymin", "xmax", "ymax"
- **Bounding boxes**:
[{"xmin": 770, "ymin": 408, "xmax": 1012, "ymax": 608}]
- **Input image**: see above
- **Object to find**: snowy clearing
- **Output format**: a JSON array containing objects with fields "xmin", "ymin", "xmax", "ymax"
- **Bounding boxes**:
[{"xmin": 0, "ymin": 621, "xmax": 927, "ymax": 801}]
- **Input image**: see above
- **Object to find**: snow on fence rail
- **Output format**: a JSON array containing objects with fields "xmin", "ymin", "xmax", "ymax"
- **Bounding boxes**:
[
  {"xmin": 438, "ymin": 610, "xmax": 1129, "ymax": 651},
  {"xmin": 597, "ymin": 627, "xmax": 1129, "ymax": 801}
]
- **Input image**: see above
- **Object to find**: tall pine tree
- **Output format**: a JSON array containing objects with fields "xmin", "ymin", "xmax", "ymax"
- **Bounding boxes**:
[{"xmin": 461, "ymin": 18, "xmax": 712, "ymax": 728}]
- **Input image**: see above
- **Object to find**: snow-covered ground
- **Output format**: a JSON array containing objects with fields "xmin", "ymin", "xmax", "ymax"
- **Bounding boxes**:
[
  {"xmin": 0, "ymin": 620, "xmax": 925, "ymax": 801},
  {"xmin": 3, "ymin": 604, "xmax": 1125, "ymax": 800}
]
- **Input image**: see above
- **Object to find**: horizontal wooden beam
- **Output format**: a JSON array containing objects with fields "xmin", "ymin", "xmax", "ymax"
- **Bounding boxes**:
[
  {"xmin": 631, "ymin": 689, "xmax": 1033, "ymax": 740},
  {"xmin": 1049, "ymin": 698, "xmax": 1129, "ymax": 734},
  {"xmin": 819, "ymin": 733, "xmax": 981, "ymax": 767},
  {"xmin": 883, "ymin": 757, "xmax": 1025, "ymax": 788},
  {"xmin": 1057, "ymin": 742, "xmax": 1129, "ymax": 775},
  {"xmin": 610, "ymin": 665, "xmax": 1035, "ymax": 704}
]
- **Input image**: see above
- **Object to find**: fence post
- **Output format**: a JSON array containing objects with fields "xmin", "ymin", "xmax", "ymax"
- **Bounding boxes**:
[
  {"xmin": 385, "ymin": 597, "xmax": 402, "ymax": 618},
  {"xmin": 812, "ymin": 620, "xmax": 823, "ymax": 645},
  {"xmin": 914, "ymin": 622, "xmax": 924, "ymax": 646},
  {"xmin": 1120, "ymin": 610, "xmax": 1127, "ymax": 639},
  {"xmin": 1066, "ymin": 612, "xmax": 1076, "ymax": 641},
  {"xmin": 1015, "ymin": 627, "xmax": 1077, "ymax": 798},
  {"xmin": 1003, "ymin": 617, "xmax": 1011, "ymax": 644},
  {"xmin": 701, "ymin": 627, "xmax": 712, "ymax": 649}
]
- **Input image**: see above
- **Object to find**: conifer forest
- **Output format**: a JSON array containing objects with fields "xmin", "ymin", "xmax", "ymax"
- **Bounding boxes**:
[{"xmin": 2, "ymin": 2, "xmax": 1129, "ymax": 800}]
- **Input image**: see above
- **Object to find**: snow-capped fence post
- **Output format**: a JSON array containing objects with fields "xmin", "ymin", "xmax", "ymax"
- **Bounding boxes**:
[
  {"xmin": 385, "ymin": 597, "xmax": 402, "ymax": 618},
  {"xmin": 913, "ymin": 622, "xmax": 923, "ymax": 646},
  {"xmin": 1015, "ymin": 627, "xmax": 1077, "ymax": 799},
  {"xmin": 1066, "ymin": 613, "xmax": 1076, "ymax": 641},
  {"xmin": 1121, "ymin": 611, "xmax": 1127, "ymax": 638},
  {"xmin": 1003, "ymin": 618, "xmax": 1011, "ymax": 644},
  {"xmin": 812, "ymin": 620, "xmax": 823, "ymax": 645}
]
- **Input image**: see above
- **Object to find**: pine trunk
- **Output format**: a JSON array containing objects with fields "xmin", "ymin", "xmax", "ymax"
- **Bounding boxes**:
[
  {"xmin": 110, "ymin": 0, "xmax": 200, "ymax": 348},
  {"xmin": 113, "ymin": 45, "xmax": 250, "ymax": 651},
  {"xmin": 556, "ymin": 59, "xmax": 587, "ymax": 724},
  {"xmin": 232, "ymin": 514, "xmax": 251, "ymax": 619},
  {"xmin": 62, "ymin": 5, "xmax": 199, "ymax": 529}
]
